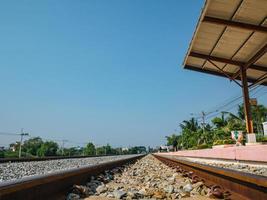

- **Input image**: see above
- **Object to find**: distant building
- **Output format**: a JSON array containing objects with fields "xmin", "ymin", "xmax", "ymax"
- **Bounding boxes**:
[
  {"xmin": 158, "ymin": 145, "xmax": 173, "ymax": 152},
  {"xmin": 122, "ymin": 147, "xmax": 129, "ymax": 152},
  {"xmin": 9, "ymin": 142, "xmax": 20, "ymax": 152}
]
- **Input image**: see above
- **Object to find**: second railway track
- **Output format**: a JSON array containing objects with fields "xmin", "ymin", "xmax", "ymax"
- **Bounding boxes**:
[
  {"xmin": 154, "ymin": 154, "xmax": 267, "ymax": 200},
  {"xmin": 0, "ymin": 155, "xmax": 144, "ymax": 200}
]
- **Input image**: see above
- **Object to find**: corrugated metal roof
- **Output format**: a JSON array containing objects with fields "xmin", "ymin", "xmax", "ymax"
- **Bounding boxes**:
[{"xmin": 183, "ymin": 0, "xmax": 267, "ymax": 86}]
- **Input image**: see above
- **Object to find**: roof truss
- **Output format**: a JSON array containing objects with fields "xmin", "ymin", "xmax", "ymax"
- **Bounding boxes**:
[
  {"xmin": 232, "ymin": 43, "xmax": 267, "ymax": 79},
  {"xmin": 203, "ymin": 16, "xmax": 267, "ymax": 33},
  {"xmin": 184, "ymin": 0, "xmax": 267, "ymax": 86},
  {"xmin": 184, "ymin": 64, "xmax": 267, "ymax": 86},
  {"xmin": 189, "ymin": 52, "xmax": 267, "ymax": 73}
]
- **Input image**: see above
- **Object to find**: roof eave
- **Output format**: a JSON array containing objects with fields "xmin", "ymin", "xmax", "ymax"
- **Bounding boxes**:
[{"xmin": 182, "ymin": 0, "xmax": 211, "ymax": 68}]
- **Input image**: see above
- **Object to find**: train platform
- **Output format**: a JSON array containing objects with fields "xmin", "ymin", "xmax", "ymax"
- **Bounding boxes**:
[{"xmin": 157, "ymin": 144, "xmax": 267, "ymax": 162}]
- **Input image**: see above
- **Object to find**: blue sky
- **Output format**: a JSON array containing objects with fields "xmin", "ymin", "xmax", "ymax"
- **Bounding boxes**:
[{"xmin": 0, "ymin": 0, "xmax": 266, "ymax": 148}]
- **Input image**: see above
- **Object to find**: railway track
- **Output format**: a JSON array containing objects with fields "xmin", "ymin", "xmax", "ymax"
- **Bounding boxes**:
[
  {"xmin": 154, "ymin": 154, "xmax": 267, "ymax": 200},
  {"xmin": 0, "ymin": 155, "xmax": 144, "ymax": 200},
  {"xmin": 0, "ymin": 155, "xmax": 118, "ymax": 163},
  {"xmin": 1, "ymin": 154, "xmax": 266, "ymax": 200}
]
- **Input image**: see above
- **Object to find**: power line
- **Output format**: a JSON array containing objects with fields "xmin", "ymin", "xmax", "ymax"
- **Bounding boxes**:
[
  {"xmin": 0, "ymin": 132, "xmax": 20, "ymax": 136},
  {"xmin": 210, "ymin": 86, "xmax": 261, "ymax": 113},
  {"xmin": 205, "ymin": 87, "xmax": 267, "ymax": 120},
  {"xmin": 193, "ymin": 85, "xmax": 263, "ymax": 120},
  {"xmin": 189, "ymin": 85, "xmax": 266, "ymax": 126},
  {"xmin": 1, "ymin": 131, "xmax": 89, "ymax": 149}
]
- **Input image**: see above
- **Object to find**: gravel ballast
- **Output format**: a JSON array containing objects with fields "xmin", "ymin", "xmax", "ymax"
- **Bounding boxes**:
[
  {"xmin": 0, "ymin": 155, "xmax": 137, "ymax": 182},
  {"xmin": 174, "ymin": 157, "xmax": 267, "ymax": 177},
  {"xmin": 67, "ymin": 155, "xmax": 213, "ymax": 199}
]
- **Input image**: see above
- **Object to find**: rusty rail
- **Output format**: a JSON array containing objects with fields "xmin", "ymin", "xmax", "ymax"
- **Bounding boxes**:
[
  {"xmin": 153, "ymin": 154, "xmax": 267, "ymax": 200},
  {"xmin": 0, "ymin": 154, "xmax": 123, "ymax": 163},
  {"xmin": 0, "ymin": 155, "xmax": 144, "ymax": 200}
]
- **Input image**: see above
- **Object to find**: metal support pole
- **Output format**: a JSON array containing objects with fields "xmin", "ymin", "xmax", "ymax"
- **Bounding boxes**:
[
  {"xmin": 61, "ymin": 140, "xmax": 68, "ymax": 156},
  {"xmin": 240, "ymin": 67, "xmax": 253, "ymax": 133},
  {"xmin": 18, "ymin": 128, "xmax": 29, "ymax": 158},
  {"xmin": 19, "ymin": 130, "xmax": 23, "ymax": 158},
  {"xmin": 201, "ymin": 111, "xmax": 206, "ymax": 134}
]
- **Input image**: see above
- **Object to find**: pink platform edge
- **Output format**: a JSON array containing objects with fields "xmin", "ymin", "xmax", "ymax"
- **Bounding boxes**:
[{"xmin": 156, "ymin": 145, "xmax": 267, "ymax": 162}]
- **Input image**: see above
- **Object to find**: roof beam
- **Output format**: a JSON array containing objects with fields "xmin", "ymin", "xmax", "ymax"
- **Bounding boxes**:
[
  {"xmin": 184, "ymin": 65, "xmax": 267, "ymax": 86},
  {"xmin": 232, "ymin": 43, "xmax": 267, "ymax": 79},
  {"xmin": 203, "ymin": 16, "xmax": 267, "ymax": 33},
  {"xmin": 185, "ymin": 64, "xmax": 235, "ymax": 78},
  {"xmin": 249, "ymin": 72, "xmax": 267, "ymax": 88},
  {"xmin": 207, "ymin": 59, "xmax": 242, "ymax": 87},
  {"xmin": 189, "ymin": 52, "xmax": 267, "ymax": 73}
]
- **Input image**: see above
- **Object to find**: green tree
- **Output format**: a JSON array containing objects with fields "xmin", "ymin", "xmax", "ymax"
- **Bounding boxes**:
[
  {"xmin": 237, "ymin": 104, "xmax": 267, "ymax": 133},
  {"xmin": 63, "ymin": 147, "xmax": 81, "ymax": 156},
  {"xmin": 165, "ymin": 134, "xmax": 179, "ymax": 151},
  {"xmin": 22, "ymin": 137, "xmax": 43, "ymax": 156},
  {"xmin": 166, "ymin": 103, "xmax": 267, "ymax": 150},
  {"xmin": 0, "ymin": 151, "xmax": 4, "ymax": 158},
  {"xmin": 180, "ymin": 117, "xmax": 199, "ymax": 132},
  {"xmin": 128, "ymin": 146, "xmax": 146, "ymax": 154},
  {"xmin": 212, "ymin": 113, "xmax": 227, "ymax": 129},
  {"xmin": 85, "ymin": 142, "xmax": 96, "ymax": 155},
  {"xmin": 37, "ymin": 141, "xmax": 58, "ymax": 157},
  {"xmin": 105, "ymin": 144, "xmax": 112, "ymax": 155},
  {"xmin": 96, "ymin": 146, "xmax": 106, "ymax": 155}
]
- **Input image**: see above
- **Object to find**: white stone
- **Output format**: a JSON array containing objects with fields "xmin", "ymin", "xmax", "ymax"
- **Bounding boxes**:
[
  {"xmin": 113, "ymin": 190, "xmax": 126, "ymax": 199},
  {"xmin": 96, "ymin": 185, "xmax": 107, "ymax": 193},
  {"xmin": 263, "ymin": 122, "xmax": 267, "ymax": 136},
  {"xmin": 183, "ymin": 183, "xmax": 193, "ymax": 192},
  {"xmin": 246, "ymin": 133, "xmax": 256, "ymax": 143}
]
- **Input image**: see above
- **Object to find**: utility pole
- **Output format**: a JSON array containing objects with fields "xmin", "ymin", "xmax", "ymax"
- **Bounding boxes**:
[
  {"xmin": 61, "ymin": 140, "xmax": 68, "ymax": 156},
  {"xmin": 201, "ymin": 111, "xmax": 206, "ymax": 134},
  {"xmin": 95, "ymin": 144, "xmax": 99, "ymax": 156},
  {"xmin": 18, "ymin": 128, "xmax": 29, "ymax": 158}
]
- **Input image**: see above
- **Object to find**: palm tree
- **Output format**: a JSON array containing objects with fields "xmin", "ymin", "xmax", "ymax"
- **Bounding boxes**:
[
  {"xmin": 238, "ymin": 104, "xmax": 267, "ymax": 133},
  {"xmin": 165, "ymin": 134, "xmax": 180, "ymax": 151},
  {"xmin": 179, "ymin": 117, "xmax": 199, "ymax": 132},
  {"xmin": 221, "ymin": 111, "xmax": 244, "ymax": 132},
  {"xmin": 237, "ymin": 105, "xmax": 245, "ymax": 120},
  {"xmin": 212, "ymin": 113, "xmax": 228, "ymax": 129}
]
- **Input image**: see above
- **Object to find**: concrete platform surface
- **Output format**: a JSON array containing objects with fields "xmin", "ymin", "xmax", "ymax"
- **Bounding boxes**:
[{"xmin": 156, "ymin": 145, "xmax": 267, "ymax": 162}]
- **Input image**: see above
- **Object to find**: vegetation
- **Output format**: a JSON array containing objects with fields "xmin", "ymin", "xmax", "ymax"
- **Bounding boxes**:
[
  {"xmin": 0, "ymin": 138, "xmax": 147, "ymax": 158},
  {"xmin": 37, "ymin": 141, "xmax": 59, "ymax": 157},
  {"xmin": 85, "ymin": 142, "xmax": 96, "ymax": 155},
  {"xmin": 166, "ymin": 104, "xmax": 267, "ymax": 150},
  {"xmin": 22, "ymin": 137, "xmax": 43, "ymax": 156}
]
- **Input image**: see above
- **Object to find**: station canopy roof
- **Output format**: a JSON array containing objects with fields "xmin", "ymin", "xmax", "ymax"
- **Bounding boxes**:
[{"xmin": 183, "ymin": 0, "xmax": 267, "ymax": 86}]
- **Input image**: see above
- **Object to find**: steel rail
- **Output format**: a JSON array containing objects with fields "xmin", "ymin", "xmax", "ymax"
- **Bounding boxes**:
[
  {"xmin": 0, "ymin": 154, "xmax": 122, "ymax": 163},
  {"xmin": 153, "ymin": 154, "xmax": 267, "ymax": 200},
  {"xmin": 0, "ymin": 155, "xmax": 144, "ymax": 200},
  {"xmin": 157, "ymin": 154, "xmax": 267, "ymax": 165}
]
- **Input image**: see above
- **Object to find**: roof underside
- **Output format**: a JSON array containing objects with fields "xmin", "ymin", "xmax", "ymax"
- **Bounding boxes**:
[{"xmin": 184, "ymin": 0, "xmax": 267, "ymax": 86}]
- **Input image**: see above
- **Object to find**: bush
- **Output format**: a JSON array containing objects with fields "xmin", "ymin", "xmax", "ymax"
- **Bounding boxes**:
[
  {"xmin": 257, "ymin": 135, "xmax": 267, "ymax": 142},
  {"xmin": 4, "ymin": 151, "xmax": 18, "ymax": 158},
  {"xmin": 213, "ymin": 139, "xmax": 234, "ymax": 146},
  {"xmin": 188, "ymin": 146, "xmax": 198, "ymax": 150},
  {"xmin": 23, "ymin": 137, "xmax": 43, "ymax": 156},
  {"xmin": 37, "ymin": 141, "xmax": 58, "ymax": 157},
  {"xmin": 84, "ymin": 143, "xmax": 96, "ymax": 156},
  {"xmin": 196, "ymin": 144, "xmax": 209, "ymax": 149},
  {"xmin": 223, "ymin": 139, "xmax": 235, "ymax": 144}
]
